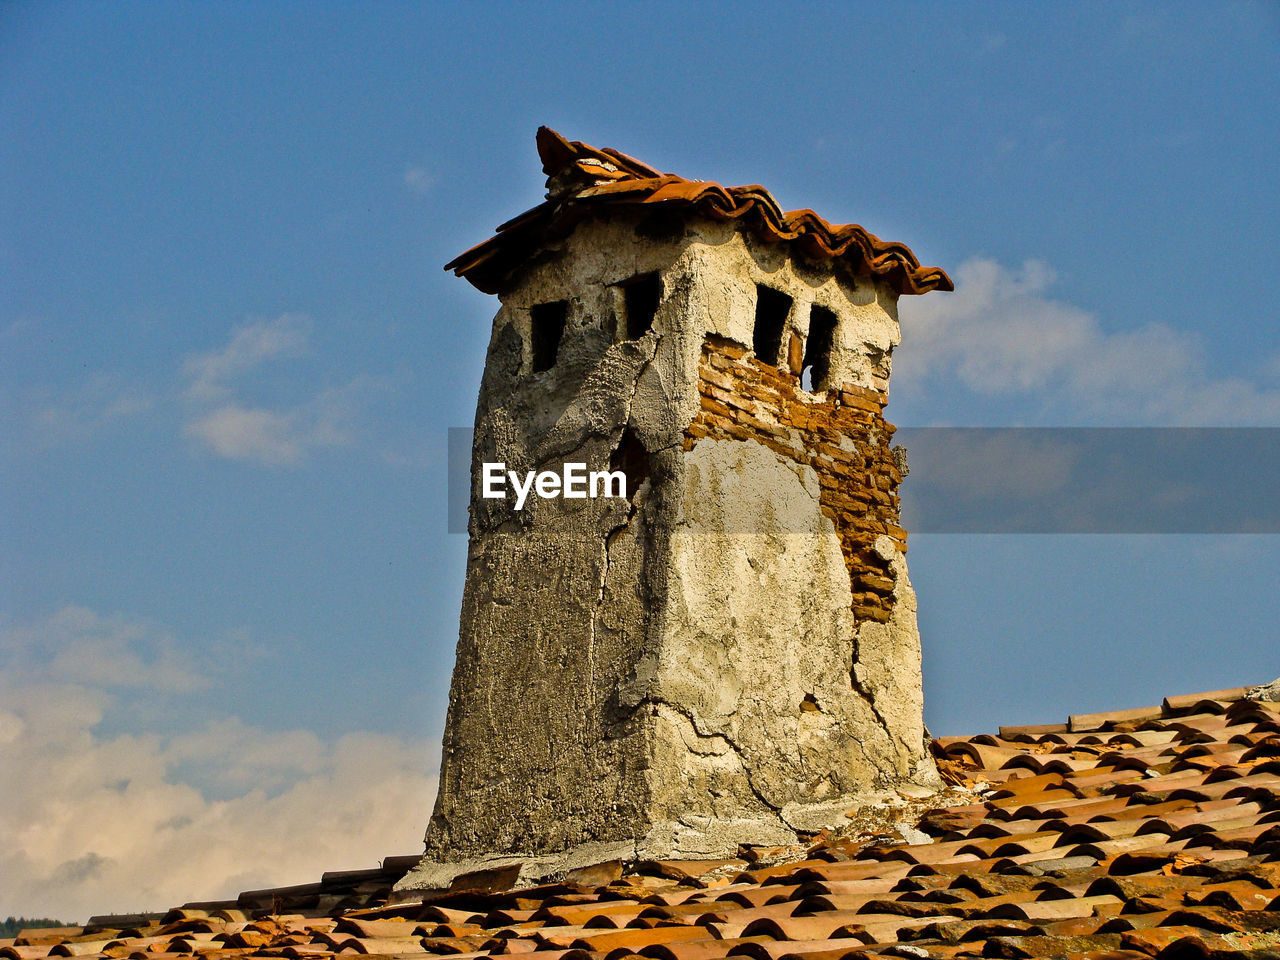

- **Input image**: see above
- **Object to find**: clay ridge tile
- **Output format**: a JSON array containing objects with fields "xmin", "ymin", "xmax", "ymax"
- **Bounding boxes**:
[{"xmin": 445, "ymin": 128, "xmax": 953, "ymax": 298}]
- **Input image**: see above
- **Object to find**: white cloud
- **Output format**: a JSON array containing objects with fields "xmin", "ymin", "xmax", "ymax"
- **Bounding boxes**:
[
  {"xmin": 0, "ymin": 691, "xmax": 436, "ymax": 923},
  {"xmin": 183, "ymin": 394, "xmax": 357, "ymax": 466},
  {"xmin": 0, "ymin": 608, "xmax": 437, "ymax": 922},
  {"xmin": 895, "ymin": 258, "xmax": 1280, "ymax": 425},
  {"xmin": 403, "ymin": 166, "xmax": 433, "ymax": 197},
  {"xmin": 14, "ymin": 313, "xmax": 378, "ymax": 464},
  {"xmin": 183, "ymin": 405, "xmax": 306, "ymax": 465},
  {"xmin": 6, "ymin": 606, "xmax": 208, "ymax": 694},
  {"xmin": 183, "ymin": 315, "xmax": 310, "ymax": 403},
  {"xmin": 180, "ymin": 317, "xmax": 365, "ymax": 466}
]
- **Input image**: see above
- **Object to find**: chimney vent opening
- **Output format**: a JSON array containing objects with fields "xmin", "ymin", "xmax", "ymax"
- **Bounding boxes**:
[
  {"xmin": 753, "ymin": 285, "xmax": 791, "ymax": 367},
  {"xmin": 529, "ymin": 300, "xmax": 569, "ymax": 372},
  {"xmin": 621, "ymin": 272, "xmax": 662, "ymax": 340},
  {"xmin": 801, "ymin": 305, "xmax": 838, "ymax": 392}
]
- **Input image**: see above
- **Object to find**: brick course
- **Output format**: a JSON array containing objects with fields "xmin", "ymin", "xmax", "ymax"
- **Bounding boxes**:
[{"xmin": 684, "ymin": 334, "xmax": 905, "ymax": 624}]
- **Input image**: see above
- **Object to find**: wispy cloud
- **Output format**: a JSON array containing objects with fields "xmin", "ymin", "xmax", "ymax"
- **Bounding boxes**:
[
  {"xmin": 0, "ymin": 607, "xmax": 436, "ymax": 922},
  {"xmin": 180, "ymin": 316, "xmax": 367, "ymax": 466},
  {"xmin": 6, "ymin": 605, "xmax": 207, "ymax": 694},
  {"xmin": 183, "ymin": 405, "xmax": 309, "ymax": 465},
  {"xmin": 10, "ymin": 313, "xmax": 379, "ymax": 465},
  {"xmin": 894, "ymin": 258, "xmax": 1280, "ymax": 425},
  {"xmin": 183, "ymin": 315, "xmax": 310, "ymax": 404}
]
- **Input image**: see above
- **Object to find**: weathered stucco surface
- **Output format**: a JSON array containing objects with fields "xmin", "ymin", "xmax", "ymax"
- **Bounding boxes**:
[{"xmin": 397, "ymin": 213, "xmax": 937, "ymax": 894}]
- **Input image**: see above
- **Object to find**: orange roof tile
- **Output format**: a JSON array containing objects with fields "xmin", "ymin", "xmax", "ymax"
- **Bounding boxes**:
[
  {"xmin": 444, "ymin": 128, "xmax": 954, "ymax": 298},
  {"xmin": 25, "ymin": 679, "xmax": 1280, "ymax": 960}
]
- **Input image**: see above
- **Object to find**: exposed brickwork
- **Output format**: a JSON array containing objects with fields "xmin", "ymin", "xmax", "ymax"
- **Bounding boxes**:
[{"xmin": 684, "ymin": 334, "xmax": 906, "ymax": 624}]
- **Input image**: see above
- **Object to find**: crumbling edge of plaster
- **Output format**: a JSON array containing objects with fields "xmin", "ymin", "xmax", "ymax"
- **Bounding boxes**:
[
  {"xmin": 391, "ymin": 787, "xmax": 942, "ymax": 899},
  {"xmin": 390, "ymin": 840, "xmax": 637, "ymax": 902},
  {"xmin": 1247, "ymin": 676, "xmax": 1280, "ymax": 702}
]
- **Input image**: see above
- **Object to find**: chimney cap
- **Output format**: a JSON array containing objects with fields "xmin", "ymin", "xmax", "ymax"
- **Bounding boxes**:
[{"xmin": 445, "ymin": 128, "xmax": 953, "ymax": 297}]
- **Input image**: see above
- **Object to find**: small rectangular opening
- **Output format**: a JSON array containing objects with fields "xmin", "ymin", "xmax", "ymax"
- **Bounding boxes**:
[
  {"xmin": 529, "ymin": 300, "xmax": 568, "ymax": 372},
  {"xmin": 622, "ymin": 272, "xmax": 662, "ymax": 340},
  {"xmin": 753, "ymin": 285, "xmax": 791, "ymax": 367},
  {"xmin": 802, "ymin": 305, "xmax": 838, "ymax": 392}
]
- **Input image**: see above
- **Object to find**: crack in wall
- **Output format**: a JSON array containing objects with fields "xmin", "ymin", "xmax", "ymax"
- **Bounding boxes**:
[
  {"xmin": 683, "ymin": 335, "xmax": 906, "ymax": 627},
  {"xmin": 592, "ymin": 508, "xmax": 637, "ymax": 690},
  {"xmin": 619, "ymin": 333, "xmax": 662, "ymax": 430},
  {"xmin": 649, "ymin": 697, "xmax": 794, "ymax": 828},
  {"xmin": 590, "ymin": 333, "xmax": 661, "ymax": 695},
  {"xmin": 849, "ymin": 650, "xmax": 893, "ymax": 747},
  {"xmin": 679, "ymin": 333, "xmax": 928, "ymax": 794}
]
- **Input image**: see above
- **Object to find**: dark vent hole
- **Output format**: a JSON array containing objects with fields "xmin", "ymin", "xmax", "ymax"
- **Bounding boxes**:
[
  {"xmin": 530, "ymin": 300, "xmax": 568, "ymax": 373},
  {"xmin": 802, "ymin": 305, "xmax": 838, "ymax": 392},
  {"xmin": 622, "ymin": 272, "xmax": 662, "ymax": 340},
  {"xmin": 753, "ymin": 285, "xmax": 791, "ymax": 367}
]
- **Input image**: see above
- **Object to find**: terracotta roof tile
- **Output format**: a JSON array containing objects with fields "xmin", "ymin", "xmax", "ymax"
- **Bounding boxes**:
[
  {"xmin": 1069, "ymin": 705, "xmax": 1167, "ymax": 733},
  {"xmin": 29, "ymin": 680, "xmax": 1280, "ymax": 960},
  {"xmin": 444, "ymin": 128, "xmax": 952, "ymax": 298}
]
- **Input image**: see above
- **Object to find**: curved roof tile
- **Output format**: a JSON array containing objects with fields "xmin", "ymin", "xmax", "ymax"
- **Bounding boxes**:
[
  {"xmin": 445, "ymin": 128, "xmax": 953, "ymax": 297},
  {"xmin": 23, "ymin": 679, "xmax": 1280, "ymax": 960}
]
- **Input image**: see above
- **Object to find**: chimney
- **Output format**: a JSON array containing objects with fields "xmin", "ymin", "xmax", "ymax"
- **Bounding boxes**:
[{"xmin": 397, "ymin": 129, "xmax": 953, "ymax": 892}]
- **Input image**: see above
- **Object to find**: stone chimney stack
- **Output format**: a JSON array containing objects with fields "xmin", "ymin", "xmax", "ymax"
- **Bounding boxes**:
[{"xmin": 397, "ymin": 129, "xmax": 953, "ymax": 892}]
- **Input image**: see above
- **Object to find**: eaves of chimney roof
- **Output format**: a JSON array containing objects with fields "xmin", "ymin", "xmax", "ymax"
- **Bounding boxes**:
[{"xmin": 445, "ymin": 127, "xmax": 954, "ymax": 298}]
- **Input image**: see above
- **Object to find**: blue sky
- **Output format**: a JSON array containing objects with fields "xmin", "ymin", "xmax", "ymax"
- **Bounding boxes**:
[{"xmin": 2, "ymin": 1, "xmax": 1278, "ymax": 920}]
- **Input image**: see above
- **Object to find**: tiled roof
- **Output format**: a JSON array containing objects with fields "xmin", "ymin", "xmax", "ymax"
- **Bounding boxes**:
[
  {"xmin": 14, "ymin": 683, "xmax": 1280, "ymax": 960},
  {"xmin": 444, "ymin": 128, "xmax": 954, "ymax": 298}
]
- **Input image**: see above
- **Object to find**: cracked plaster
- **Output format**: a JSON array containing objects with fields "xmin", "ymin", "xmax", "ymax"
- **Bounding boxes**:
[{"xmin": 397, "ymin": 214, "xmax": 937, "ymax": 895}]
